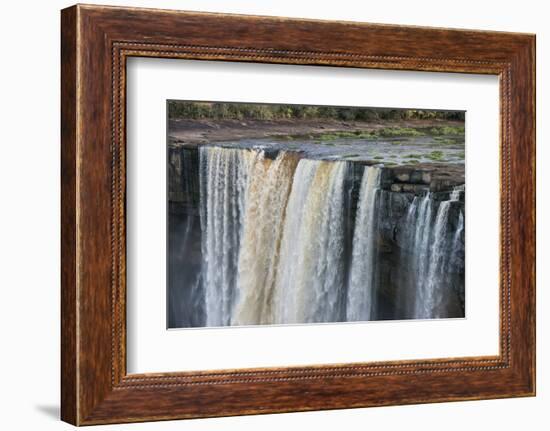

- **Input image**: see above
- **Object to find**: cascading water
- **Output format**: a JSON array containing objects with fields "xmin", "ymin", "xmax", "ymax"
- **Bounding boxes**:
[
  {"xmin": 423, "ymin": 200, "xmax": 452, "ymax": 318},
  {"xmin": 271, "ymin": 160, "xmax": 320, "ymax": 323},
  {"xmin": 199, "ymin": 147, "xmax": 253, "ymax": 326},
  {"xmin": 231, "ymin": 151, "xmax": 299, "ymax": 325},
  {"xmin": 273, "ymin": 159, "xmax": 348, "ymax": 324},
  {"xmin": 398, "ymin": 187, "xmax": 465, "ymax": 319},
  {"xmin": 194, "ymin": 145, "xmax": 465, "ymax": 326},
  {"xmin": 346, "ymin": 166, "xmax": 381, "ymax": 321}
]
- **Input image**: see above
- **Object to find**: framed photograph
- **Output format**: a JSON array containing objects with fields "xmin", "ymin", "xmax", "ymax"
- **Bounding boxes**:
[{"xmin": 61, "ymin": 4, "xmax": 535, "ymax": 425}]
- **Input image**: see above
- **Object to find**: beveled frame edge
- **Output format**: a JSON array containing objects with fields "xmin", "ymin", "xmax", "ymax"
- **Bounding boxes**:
[{"xmin": 61, "ymin": 4, "xmax": 535, "ymax": 426}]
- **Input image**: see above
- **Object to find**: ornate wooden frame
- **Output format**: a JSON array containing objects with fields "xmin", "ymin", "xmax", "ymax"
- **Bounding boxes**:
[{"xmin": 61, "ymin": 4, "xmax": 536, "ymax": 425}]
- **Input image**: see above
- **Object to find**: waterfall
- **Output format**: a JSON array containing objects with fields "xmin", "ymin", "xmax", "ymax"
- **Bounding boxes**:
[
  {"xmin": 451, "ymin": 184, "xmax": 464, "ymax": 201},
  {"xmin": 194, "ymin": 145, "xmax": 465, "ymax": 327},
  {"xmin": 231, "ymin": 152, "xmax": 299, "ymax": 325},
  {"xmin": 199, "ymin": 147, "xmax": 349, "ymax": 325},
  {"xmin": 346, "ymin": 166, "xmax": 381, "ymax": 321},
  {"xmin": 423, "ymin": 201, "xmax": 452, "ymax": 318},
  {"xmin": 199, "ymin": 147, "xmax": 254, "ymax": 326},
  {"xmin": 453, "ymin": 211, "xmax": 465, "ymax": 255},
  {"xmin": 273, "ymin": 159, "xmax": 348, "ymax": 324},
  {"xmin": 271, "ymin": 160, "xmax": 319, "ymax": 323},
  {"xmin": 403, "ymin": 188, "xmax": 463, "ymax": 319}
]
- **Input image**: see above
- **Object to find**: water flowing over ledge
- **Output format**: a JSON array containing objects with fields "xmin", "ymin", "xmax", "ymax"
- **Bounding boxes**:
[{"xmin": 168, "ymin": 144, "xmax": 465, "ymax": 328}]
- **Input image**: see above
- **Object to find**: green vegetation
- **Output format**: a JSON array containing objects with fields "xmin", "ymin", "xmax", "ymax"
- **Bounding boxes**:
[
  {"xmin": 352, "ymin": 131, "xmax": 376, "ymax": 138},
  {"xmin": 377, "ymin": 127, "xmax": 423, "ymax": 137},
  {"xmin": 168, "ymin": 101, "xmax": 465, "ymax": 122},
  {"xmin": 433, "ymin": 136, "xmax": 458, "ymax": 145},
  {"xmin": 318, "ymin": 133, "xmax": 347, "ymax": 140},
  {"xmin": 426, "ymin": 151, "xmax": 445, "ymax": 161},
  {"xmin": 301, "ymin": 126, "xmax": 462, "ymax": 142},
  {"xmin": 428, "ymin": 126, "xmax": 465, "ymax": 135}
]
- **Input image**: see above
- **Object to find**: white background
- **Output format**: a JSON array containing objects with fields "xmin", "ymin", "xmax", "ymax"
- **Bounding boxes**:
[
  {"xmin": 0, "ymin": 0, "xmax": 547, "ymax": 430},
  {"xmin": 127, "ymin": 59, "xmax": 499, "ymax": 373}
]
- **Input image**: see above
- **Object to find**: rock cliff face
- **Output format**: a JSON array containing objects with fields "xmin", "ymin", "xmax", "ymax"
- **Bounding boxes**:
[
  {"xmin": 167, "ymin": 146, "xmax": 203, "ymax": 326},
  {"xmin": 167, "ymin": 143, "xmax": 465, "ymax": 328},
  {"xmin": 168, "ymin": 144, "xmax": 464, "ymax": 205}
]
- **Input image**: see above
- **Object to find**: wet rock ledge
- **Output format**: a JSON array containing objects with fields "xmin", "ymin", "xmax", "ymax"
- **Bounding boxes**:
[{"xmin": 168, "ymin": 142, "xmax": 465, "ymax": 207}]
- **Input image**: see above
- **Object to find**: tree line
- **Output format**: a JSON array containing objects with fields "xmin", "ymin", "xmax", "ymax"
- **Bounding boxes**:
[{"xmin": 168, "ymin": 101, "xmax": 465, "ymax": 122}]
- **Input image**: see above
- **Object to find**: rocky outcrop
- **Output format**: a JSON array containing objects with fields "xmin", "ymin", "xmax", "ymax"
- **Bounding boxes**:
[{"xmin": 168, "ymin": 142, "xmax": 464, "ymax": 203}]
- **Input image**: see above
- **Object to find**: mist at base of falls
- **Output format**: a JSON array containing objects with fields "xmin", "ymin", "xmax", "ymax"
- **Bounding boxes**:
[{"xmin": 168, "ymin": 145, "xmax": 465, "ymax": 328}]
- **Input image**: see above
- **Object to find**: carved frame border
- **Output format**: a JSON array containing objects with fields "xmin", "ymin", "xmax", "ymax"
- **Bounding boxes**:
[{"xmin": 61, "ymin": 5, "xmax": 535, "ymax": 425}]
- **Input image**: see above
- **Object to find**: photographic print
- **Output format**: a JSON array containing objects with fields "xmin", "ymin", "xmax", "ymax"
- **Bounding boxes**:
[
  {"xmin": 60, "ymin": 7, "xmax": 536, "ymax": 423},
  {"xmin": 167, "ymin": 101, "xmax": 465, "ymax": 328}
]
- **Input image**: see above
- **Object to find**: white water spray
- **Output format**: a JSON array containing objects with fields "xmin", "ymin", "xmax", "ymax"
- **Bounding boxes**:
[{"xmin": 346, "ymin": 166, "xmax": 382, "ymax": 321}]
